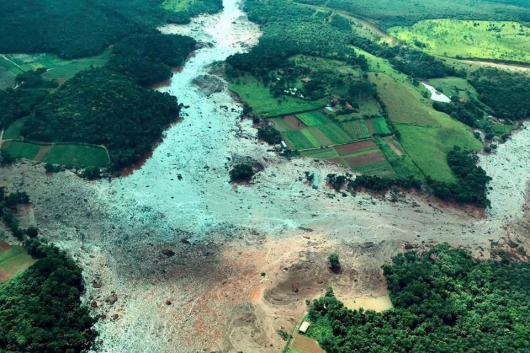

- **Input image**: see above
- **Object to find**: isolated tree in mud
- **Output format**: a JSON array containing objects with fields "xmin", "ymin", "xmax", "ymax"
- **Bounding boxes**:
[
  {"xmin": 229, "ymin": 163, "xmax": 255, "ymax": 182},
  {"xmin": 328, "ymin": 253, "xmax": 341, "ymax": 271}
]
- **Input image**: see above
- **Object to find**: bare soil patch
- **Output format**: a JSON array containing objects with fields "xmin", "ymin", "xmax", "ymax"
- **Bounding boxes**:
[
  {"xmin": 291, "ymin": 334, "xmax": 325, "ymax": 353},
  {"xmin": 284, "ymin": 115, "xmax": 306, "ymax": 130},
  {"xmin": 0, "ymin": 240, "xmax": 13, "ymax": 251},
  {"xmin": 366, "ymin": 119, "xmax": 375, "ymax": 135},
  {"xmin": 335, "ymin": 140, "xmax": 376, "ymax": 155},
  {"xmin": 344, "ymin": 151, "xmax": 386, "ymax": 168},
  {"xmin": 34, "ymin": 146, "xmax": 52, "ymax": 162}
]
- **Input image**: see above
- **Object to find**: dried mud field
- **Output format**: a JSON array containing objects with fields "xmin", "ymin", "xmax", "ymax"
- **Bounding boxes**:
[{"xmin": 1, "ymin": 0, "xmax": 530, "ymax": 352}]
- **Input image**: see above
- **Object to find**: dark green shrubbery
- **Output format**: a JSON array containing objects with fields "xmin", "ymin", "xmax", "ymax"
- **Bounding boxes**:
[
  {"xmin": 0, "ymin": 238, "xmax": 97, "ymax": 352},
  {"xmin": 308, "ymin": 245, "xmax": 530, "ymax": 352},
  {"xmin": 229, "ymin": 163, "xmax": 255, "ymax": 181}
]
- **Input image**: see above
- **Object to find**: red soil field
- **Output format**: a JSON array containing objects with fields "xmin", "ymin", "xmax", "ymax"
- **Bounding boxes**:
[{"xmin": 334, "ymin": 140, "xmax": 376, "ymax": 155}]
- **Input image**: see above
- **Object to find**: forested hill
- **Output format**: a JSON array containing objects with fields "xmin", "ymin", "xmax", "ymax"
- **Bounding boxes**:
[
  {"xmin": 307, "ymin": 245, "xmax": 530, "ymax": 352},
  {"xmin": 0, "ymin": 0, "xmax": 220, "ymax": 59}
]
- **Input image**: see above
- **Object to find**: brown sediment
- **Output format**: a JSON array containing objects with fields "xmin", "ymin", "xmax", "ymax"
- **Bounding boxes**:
[
  {"xmin": 335, "ymin": 140, "xmax": 377, "ymax": 155},
  {"xmin": 151, "ymin": 78, "xmax": 172, "ymax": 89}
]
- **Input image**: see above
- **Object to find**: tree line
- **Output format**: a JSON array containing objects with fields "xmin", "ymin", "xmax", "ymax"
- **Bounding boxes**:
[
  {"xmin": 307, "ymin": 244, "xmax": 530, "ymax": 352},
  {"xmin": 0, "ymin": 238, "xmax": 97, "ymax": 352}
]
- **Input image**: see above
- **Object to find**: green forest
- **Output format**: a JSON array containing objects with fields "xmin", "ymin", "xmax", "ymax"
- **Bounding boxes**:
[
  {"xmin": 0, "ymin": 239, "xmax": 96, "ymax": 352},
  {"xmin": 0, "ymin": 0, "xmax": 203, "ymax": 172},
  {"xmin": 22, "ymin": 68, "xmax": 182, "ymax": 170},
  {"xmin": 307, "ymin": 245, "xmax": 530, "ymax": 352}
]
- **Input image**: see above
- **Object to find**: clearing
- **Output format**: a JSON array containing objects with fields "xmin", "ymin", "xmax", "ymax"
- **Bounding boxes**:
[
  {"xmin": 1, "ymin": 140, "xmax": 109, "ymax": 168},
  {"xmin": 390, "ymin": 20, "xmax": 530, "ymax": 64},
  {"xmin": 228, "ymin": 75, "xmax": 325, "ymax": 117},
  {"xmin": 0, "ymin": 240, "xmax": 35, "ymax": 283}
]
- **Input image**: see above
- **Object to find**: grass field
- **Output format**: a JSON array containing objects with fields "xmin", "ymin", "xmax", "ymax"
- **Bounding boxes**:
[
  {"xmin": 43, "ymin": 144, "xmax": 109, "ymax": 167},
  {"xmin": 1, "ymin": 140, "xmax": 110, "ymax": 167},
  {"xmin": 296, "ymin": 111, "xmax": 333, "ymax": 126},
  {"xmin": 492, "ymin": 123, "xmax": 518, "ymax": 135},
  {"xmin": 1, "ymin": 51, "xmax": 110, "ymax": 80},
  {"xmin": 319, "ymin": 0, "xmax": 530, "ymax": 29},
  {"xmin": 367, "ymin": 117, "xmax": 391, "ymax": 135},
  {"xmin": 396, "ymin": 116, "xmax": 482, "ymax": 182},
  {"xmin": 369, "ymin": 73, "xmax": 440, "ymax": 127},
  {"xmin": 390, "ymin": 20, "xmax": 530, "ymax": 63},
  {"xmin": 340, "ymin": 120, "xmax": 370, "ymax": 140},
  {"xmin": 300, "ymin": 147, "xmax": 339, "ymax": 159},
  {"xmin": 228, "ymin": 76, "xmax": 325, "ymax": 117},
  {"xmin": 427, "ymin": 77, "xmax": 479, "ymax": 99},
  {"xmin": 0, "ymin": 241, "xmax": 35, "ymax": 283},
  {"xmin": 318, "ymin": 123, "xmax": 352, "ymax": 144},
  {"xmin": 374, "ymin": 137, "xmax": 423, "ymax": 179},
  {"xmin": 2, "ymin": 141, "xmax": 42, "ymax": 160},
  {"xmin": 3, "ymin": 117, "xmax": 28, "ymax": 139}
]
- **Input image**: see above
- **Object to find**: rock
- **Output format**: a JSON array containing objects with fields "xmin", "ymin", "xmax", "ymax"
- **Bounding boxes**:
[
  {"xmin": 105, "ymin": 293, "xmax": 118, "ymax": 305},
  {"xmin": 191, "ymin": 74, "xmax": 225, "ymax": 96},
  {"xmin": 111, "ymin": 314, "xmax": 119, "ymax": 321},
  {"xmin": 100, "ymin": 314, "xmax": 107, "ymax": 320},
  {"xmin": 162, "ymin": 249, "xmax": 175, "ymax": 257},
  {"xmin": 166, "ymin": 300, "xmax": 172, "ymax": 305},
  {"xmin": 91, "ymin": 300, "xmax": 98, "ymax": 308},
  {"xmin": 92, "ymin": 280, "xmax": 102, "ymax": 288}
]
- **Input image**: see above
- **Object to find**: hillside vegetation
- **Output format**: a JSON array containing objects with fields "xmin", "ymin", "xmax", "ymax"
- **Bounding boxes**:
[
  {"xmin": 390, "ymin": 20, "xmax": 530, "ymax": 64},
  {"xmin": 0, "ymin": 239, "xmax": 96, "ymax": 352},
  {"xmin": 22, "ymin": 68, "xmax": 181, "ymax": 170},
  {"xmin": 294, "ymin": 0, "xmax": 530, "ymax": 28},
  {"xmin": 307, "ymin": 245, "xmax": 530, "ymax": 352}
]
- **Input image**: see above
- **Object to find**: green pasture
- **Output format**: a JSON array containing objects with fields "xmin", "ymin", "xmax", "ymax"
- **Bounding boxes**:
[
  {"xmin": 318, "ymin": 124, "xmax": 352, "ymax": 144},
  {"xmin": 374, "ymin": 137, "xmax": 423, "ymax": 179},
  {"xmin": 228, "ymin": 76, "xmax": 325, "ymax": 117},
  {"xmin": 369, "ymin": 73, "xmax": 440, "ymax": 127},
  {"xmin": 43, "ymin": 144, "xmax": 109, "ymax": 167},
  {"xmin": 334, "ymin": 99, "xmax": 382, "ymax": 121},
  {"xmin": 291, "ymin": 54, "xmax": 362, "ymax": 78},
  {"xmin": 283, "ymin": 130, "xmax": 315, "ymax": 150},
  {"xmin": 492, "ymin": 123, "xmax": 518, "ymax": 135},
  {"xmin": 0, "ymin": 245, "xmax": 35, "ymax": 283},
  {"xmin": 2, "ymin": 141, "xmax": 42, "ymax": 160},
  {"xmin": 390, "ymin": 20, "xmax": 530, "ymax": 63},
  {"xmin": 1, "ymin": 140, "xmax": 109, "ymax": 167},
  {"xmin": 270, "ymin": 118, "xmax": 294, "ymax": 133},
  {"xmin": 341, "ymin": 120, "xmax": 370, "ymax": 140},
  {"xmin": 319, "ymin": 0, "xmax": 530, "ymax": 29},
  {"xmin": 427, "ymin": 77, "xmax": 479, "ymax": 99},
  {"xmin": 353, "ymin": 160, "xmax": 396, "ymax": 178},
  {"xmin": 296, "ymin": 110, "xmax": 332, "ymax": 126},
  {"xmin": 1, "ymin": 51, "xmax": 110, "ymax": 80},
  {"xmin": 396, "ymin": 116, "xmax": 482, "ymax": 182},
  {"xmin": 300, "ymin": 147, "xmax": 339, "ymax": 159},
  {"xmin": 371, "ymin": 117, "xmax": 391, "ymax": 134},
  {"xmin": 2, "ymin": 117, "xmax": 28, "ymax": 139}
]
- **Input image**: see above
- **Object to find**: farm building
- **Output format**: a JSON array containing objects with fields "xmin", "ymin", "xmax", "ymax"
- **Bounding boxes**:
[{"xmin": 299, "ymin": 321, "xmax": 311, "ymax": 333}]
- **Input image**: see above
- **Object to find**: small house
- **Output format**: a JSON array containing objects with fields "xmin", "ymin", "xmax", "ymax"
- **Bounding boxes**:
[{"xmin": 299, "ymin": 321, "xmax": 311, "ymax": 333}]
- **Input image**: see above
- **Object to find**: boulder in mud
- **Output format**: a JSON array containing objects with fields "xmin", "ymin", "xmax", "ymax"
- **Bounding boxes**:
[{"xmin": 191, "ymin": 74, "xmax": 225, "ymax": 95}]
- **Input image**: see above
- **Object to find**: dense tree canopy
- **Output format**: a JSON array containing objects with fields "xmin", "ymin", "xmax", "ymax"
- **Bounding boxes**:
[
  {"xmin": 0, "ymin": 0, "xmax": 170, "ymax": 59},
  {"xmin": 110, "ymin": 33, "xmax": 196, "ymax": 86},
  {"xmin": 0, "ymin": 89, "xmax": 48, "ymax": 130},
  {"xmin": 0, "ymin": 239, "xmax": 96, "ymax": 352},
  {"xmin": 308, "ymin": 245, "xmax": 530, "ymax": 352},
  {"xmin": 428, "ymin": 147, "xmax": 491, "ymax": 207},
  {"xmin": 469, "ymin": 68, "xmax": 530, "ymax": 120},
  {"xmin": 21, "ymin": 68, "xmax": 182, "ymax": 170}
]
